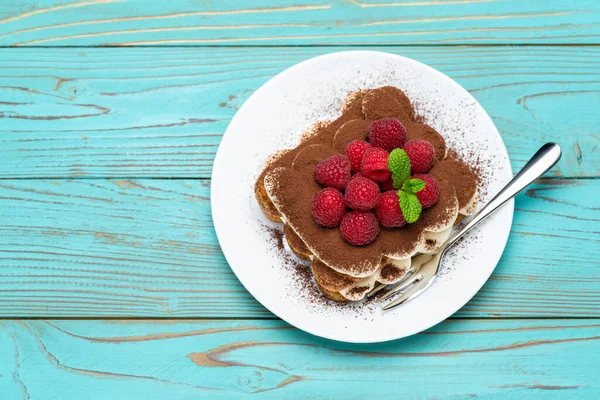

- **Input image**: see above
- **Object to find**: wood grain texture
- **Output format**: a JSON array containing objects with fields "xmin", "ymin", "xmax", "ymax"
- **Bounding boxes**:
[
  {"xmin": 0, "ymin": 2, "xmax": 597, "ymax": 395},
  {"xmin": 0, "ymin": 178, "xmax": 597, "ymax": 318},
  {"xmin": 0, "ymin": 319, "xmax": 598, "ymax": 399},
  {"xmin": 0, "ymin": 0, "xmax": 599, "ymax": 46},
  {"xmin": 1, "ymin": 46, "xmax": 598, "ymax": 178}
]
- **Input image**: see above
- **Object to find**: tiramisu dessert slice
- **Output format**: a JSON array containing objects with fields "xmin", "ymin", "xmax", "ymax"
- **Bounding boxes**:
[{"xmin": 255, "ymin": 86, "xmax": 477, "ymax": 302}]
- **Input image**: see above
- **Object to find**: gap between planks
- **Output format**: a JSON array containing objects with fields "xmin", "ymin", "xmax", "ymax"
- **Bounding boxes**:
[
  {"xmin": 3, "ymin": 44, "xmax": 600, "ymax": 49},
  {"xmin": 0, "ymin": 177, "xmax": 597, "ymax": 180},
  {"xmin": 2, "ymin": 316, "xmax": 599, "ymax": 321}
]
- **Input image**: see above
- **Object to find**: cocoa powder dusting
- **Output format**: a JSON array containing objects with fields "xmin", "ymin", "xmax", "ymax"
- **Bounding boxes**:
[
  {"xmin": 447, "ymin": 148, "xmax": 490, "ymax": 201},
  {"xmin": 256, "ymin": 85, "xmax": 483, "ymax": 311},
  {"xmin": 312, "ymin": 258, "xmax": 358, "ymax": 292},
  {"xmin": 348, "ymin": 286, "xmax": 370, "ymax": 296},
  {"xmin": 262, "ymin": 87, "xmax": 471, "ymax": 279},
  {"xmin": 261, "ymin": 223, "xmax": 380, "ymax": 317},
  {"xmin": 439, "ymin": 159, "xmax": 477, "ymax": 209},
  {"xmin": 380, "ymin": 263, "xmax": 405, "ymax": 281}
]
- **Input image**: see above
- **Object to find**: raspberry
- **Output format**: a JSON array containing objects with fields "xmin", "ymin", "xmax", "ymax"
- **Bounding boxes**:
[
  {"xmin": 312, "ymin": 188, "xmax": 346, "ymax": 227},
  {"xmin": 344, "ymin": 176, "xmax": 381, "ymax": 211},
  {"xmin": 345, "ymin": 140, "xmax": 371, "ymax": 173},
  {"xmin": 314, "ymin": 154, "xmax": 351, "ymax": 190},
  {"xmin": 375, "ymin": 191, "xmax": 406, "ymax": 228},
  {"xmin": 379, "ymin": 177, "xmax": 394, "ymax": 192},
  {"xmin": 361, "ymin": 147, "xmax": 391, "ymax": 182},
  {"xmin": 403, "ymin": 140, "xmax": 435, "ymax": 174},
  {"xmin": 368, "ymin": 118, "xmax": 407, "ymax": 152},
  {"xmin": 340, "ymin": 211, "xmax": 379, "ymax": 246},
  {"xmin": 413, "ymin": 174, "xmax": 439, "ymax": 208}
]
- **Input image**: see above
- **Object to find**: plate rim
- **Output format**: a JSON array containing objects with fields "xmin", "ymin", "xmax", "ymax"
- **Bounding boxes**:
[{"xmin": 211, "ymin": 50, "xmax": 514, "ymax": 343}]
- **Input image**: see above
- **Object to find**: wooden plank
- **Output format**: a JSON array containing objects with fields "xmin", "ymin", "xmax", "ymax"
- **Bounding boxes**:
[
  {"xmin": 0, "ymin": 319, "xmax": 598, "ymax": 398},
  {"xmin": 0, "ymin": 0, "xmax": 599, "ymax": 46},
  {"xmin": 0, "ymin": 178, "xmax": 597, "ymax": 318},
  {"xmin": 1, "ymin": 47, "xmax": 599, "ymax": 179}
]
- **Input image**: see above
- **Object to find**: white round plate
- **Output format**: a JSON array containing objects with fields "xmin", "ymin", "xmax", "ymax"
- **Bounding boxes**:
[{"xmin": 212, "ymin": 51, "xmax": 513, "ymax": 343}]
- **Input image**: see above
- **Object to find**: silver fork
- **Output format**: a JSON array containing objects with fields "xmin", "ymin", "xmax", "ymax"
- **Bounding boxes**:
[
  {"xmin": 379, "ymin": 142, "xmax": 562, "ymax": 312},
  {"xmin": 367, "ymin": 219, "xmax": 471, "ymax": 298}
]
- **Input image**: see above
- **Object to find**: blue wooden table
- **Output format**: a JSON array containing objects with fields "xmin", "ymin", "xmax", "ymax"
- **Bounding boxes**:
[{"xmin": 0, "ymin": 1, "xmax": 599, "ymax": 399}]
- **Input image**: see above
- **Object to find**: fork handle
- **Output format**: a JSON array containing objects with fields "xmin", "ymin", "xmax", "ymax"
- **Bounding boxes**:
[
  {"xmin": 382, "ymin": 143, "xmax": 562, "ymax": 312},
  {"xmin": 445, "ymin": 142, "xmax": 562, "ymax": 250}
]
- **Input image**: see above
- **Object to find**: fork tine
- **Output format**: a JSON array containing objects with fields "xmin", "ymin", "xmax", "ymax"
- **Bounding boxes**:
[
  {"xmin": 367, "ymin": 269, "xmax": 415, "ymax": 298},
  {"xmin": 375, "ymin": 273, "xmax": 423, "ymax": 303},
  {"xmin": 382, "ymin": 276, "xmax": 437, "ymax": 311},
  {"xmin": 366, "ymin": 283, "xmax": 386, "ymax": 297}
]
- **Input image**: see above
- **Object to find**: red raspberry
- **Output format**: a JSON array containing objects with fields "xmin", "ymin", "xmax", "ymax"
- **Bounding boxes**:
[
  {"xmin": 361, "ymin": 147, "xmax": 391, "ymax": 182},
  {"xmin": 375, "ymin": 191, "xmax": 406, "ymax": 228},
  {"xmin": 312, "ymin": 188, "xmax": 346, "ymax": 227},
  {"xmin": 346, "ymin": 140, "xmax": 371, "ymax": 173},
  {"xmin": 340, "ymin": 211, "xmax": 379, "ymax": 246},
  {"xmin": 344, "ymin": 176, "xmax": 381, "ymax": 211},
  {"xmin": 413, "ymin": 174, "xmax": 439, "ymax": 208},
  {"xmin": 314, "ymin": 154, "xmax": 351, "ymax": 190},
  {"xmin": 379, "ymin": 177, "xmax": 394, "ymax": 192},
  {"xmin": 403, "ymin": 140, "xmax": 435, "ymax": 174},
  {"xmin": 368, "ymin": 118, "xmax": 407, "ymax": 151}
]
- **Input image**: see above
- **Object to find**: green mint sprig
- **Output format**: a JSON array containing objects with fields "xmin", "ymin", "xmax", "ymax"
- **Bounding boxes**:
[
  {"xmin": 388, "ymin": 148, "xmax": 426, "ymax": 223},
  {"xmin": 388, "ymin": 148, "xmax": 410, "ymax": 190},
  {"xmin": 398, "ymin": 191, "xmax": 422, "ymax": 224},
  {"xmin": 401, "ymin": 178, "xmax": 425, "ymax": 194},
  {"xmin": 398, "ymin": 178, "xmax": 425, "ymax": 223}
]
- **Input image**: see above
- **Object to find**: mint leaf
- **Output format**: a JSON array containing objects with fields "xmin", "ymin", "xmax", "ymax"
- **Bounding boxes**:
[
  {"xmin": 388, "ymin": 148, "xmax": 410, "ymax": 189},
  {"xmin": 401, "ymin": 178, "xmax": 425, "ymax": 194},
  {"xmin": 392, "ymin": 175, "xmax": 405, "ymax": 190},
  {"xmin": 398, "ymin": 190, "xmax": 422, "ymax": 223}
]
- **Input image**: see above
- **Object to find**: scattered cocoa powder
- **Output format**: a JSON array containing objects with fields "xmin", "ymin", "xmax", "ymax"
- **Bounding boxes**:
[
  {"xmin": 263, "ymin": 224, "xmax": 322, "ymax": 303},
  {"xmin": 380, "ymin": 263, "xmax": 405, "ymax": 281},
  {"xmin": 261, "ymin": 87, "xmax": 466, "ymax": 281},
  {"xmin": 267, "ymin": 224, "xmax": 285, "ymax": 252},
  {"xmin": 348, "ymin": 286, "xmax": 370, "ymax": 296},
  {"xmin": 261, "ymin": 223, "xmax": 384, "ymax": 318},
  {"xmin": 257, "ymin": 85, "xmax": 480, "ymax": 308}
]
